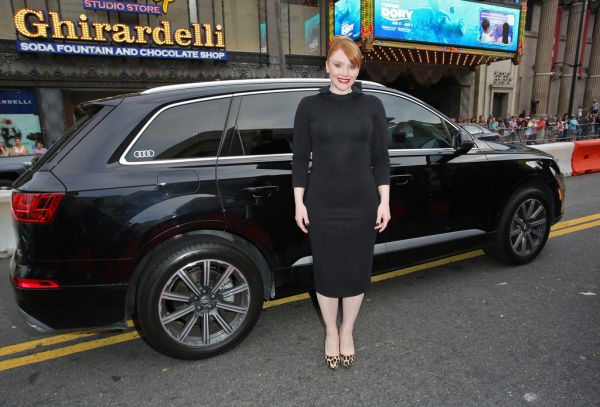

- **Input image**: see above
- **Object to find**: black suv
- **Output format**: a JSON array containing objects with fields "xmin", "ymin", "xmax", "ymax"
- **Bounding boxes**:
[{"xmin": 10, "ymin": 79, "xmax": 565, "ymax": 359}]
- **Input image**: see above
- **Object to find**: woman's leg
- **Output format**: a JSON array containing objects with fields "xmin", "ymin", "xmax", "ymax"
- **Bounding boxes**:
[
  {"xmin": 339, "ymin": 293, "xmax": 365, "ymax": 355},
  {"xmin": 316, "ymin": 292, "xmax": 339, "ymax": 356}
]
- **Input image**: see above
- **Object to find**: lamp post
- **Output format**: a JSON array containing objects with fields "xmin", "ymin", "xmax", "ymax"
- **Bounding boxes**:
[{"xmin": 568, "ymin": 0, "xmax": 588, "ymax": 116}]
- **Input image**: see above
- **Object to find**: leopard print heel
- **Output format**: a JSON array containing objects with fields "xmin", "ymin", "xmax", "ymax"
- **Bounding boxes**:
[
  {"xmin": 325, "ymin": 355, "xmax": 341, "ymax": 369},
  {"xmin": 340, "ymin": 353, "xmax": 355, "ymax": 368}
]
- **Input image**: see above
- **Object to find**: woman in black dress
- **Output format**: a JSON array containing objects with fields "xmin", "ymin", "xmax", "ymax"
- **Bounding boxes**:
[{"xmin": 292, "ymin": 36, "xmax": 391, "ymax": 369}]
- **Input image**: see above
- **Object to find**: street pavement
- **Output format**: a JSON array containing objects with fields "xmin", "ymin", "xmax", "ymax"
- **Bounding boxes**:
[{"xmin": 0, "ymin": 173, "xmax": 599, "ymax": 407}]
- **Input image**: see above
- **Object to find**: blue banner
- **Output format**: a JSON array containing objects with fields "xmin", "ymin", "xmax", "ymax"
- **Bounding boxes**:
[
  {"xmin": 374, "ymin": 0, "xmax": 521, "ymax": 52},
  {"xmin": 334, "ymin": 0, "xmax": 361, "ymax": 40},
  {"xmin": 17, "ymin": 41, "xmax": 228, "ymax": 61},
  {"xmin": 0, "ymin": 89, "xmax": 38, "ymax": 115}
]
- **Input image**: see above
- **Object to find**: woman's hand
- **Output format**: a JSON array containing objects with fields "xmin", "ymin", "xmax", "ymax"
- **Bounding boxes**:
[
  {"xmin": 295, "ymin": 203, "xmax": 310, "ymax": 233},
  {"xmin": 374, "ymin": 203, "xmax": 391, "ymax": 233}
]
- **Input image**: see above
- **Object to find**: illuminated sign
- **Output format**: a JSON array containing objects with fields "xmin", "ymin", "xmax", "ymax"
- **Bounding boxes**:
[
  {"xmin": 13, "ymin": 9, "xmax": 227, "ymax": 61},
  {"xmin": 334, "ymin": 0, "xmax": 361, "ymax": 40},
  {"xmin": 82, "ymin": 0, "xmax": 176, "ymax": 15},
  {"xmin": 374, "ymin": 0, "xmax": 521, "ymax": 53}
]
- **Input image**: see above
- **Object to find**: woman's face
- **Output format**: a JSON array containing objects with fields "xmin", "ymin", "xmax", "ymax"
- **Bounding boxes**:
[
  {"xmin": 326, "ymin": 49, "xmax": 359, "ymax": 95},
  {"xmin": 15, "ymin": 138, "xmax": 22, "ymax": 146}
]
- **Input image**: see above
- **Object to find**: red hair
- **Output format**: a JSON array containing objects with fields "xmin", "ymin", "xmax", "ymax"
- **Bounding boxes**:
[{"xmin": 328, "ymin": 36, "xmax": 363, "ymax": 67}]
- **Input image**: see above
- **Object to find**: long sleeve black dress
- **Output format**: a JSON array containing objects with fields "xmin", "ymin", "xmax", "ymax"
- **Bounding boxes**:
[{"xmin": 292, "ymin": 83, "xmax": 390, "ymax": 298}]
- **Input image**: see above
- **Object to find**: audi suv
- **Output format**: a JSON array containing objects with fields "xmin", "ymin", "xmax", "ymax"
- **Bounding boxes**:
[{"xmin": 10, "ymin": 79, "xmax": 565, "ymax": 359}]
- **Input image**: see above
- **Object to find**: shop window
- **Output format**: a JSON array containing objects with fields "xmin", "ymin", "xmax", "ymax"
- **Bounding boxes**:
[
  {"xmin": 126, "ymin": 98, "xmax": 230, "ymax": 162},
  {"xmin": 368, "ymin": 92, "xmax": 452, "ymax": 150},
  {"xmin": 282, "ymin": 0, "xmax": 323, "ymax": 56},
  {"xmin": 214, "ymin": 0, "xmax": 266, "ymax": 53}
]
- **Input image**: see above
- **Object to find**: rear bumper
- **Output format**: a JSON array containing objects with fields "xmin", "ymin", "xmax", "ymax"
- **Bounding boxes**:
[{"xmin": 10, "ymin": 255, "xmax": 129, "ymax": 330}]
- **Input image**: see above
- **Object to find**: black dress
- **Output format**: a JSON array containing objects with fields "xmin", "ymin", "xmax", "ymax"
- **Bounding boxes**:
[{"xmin": 292, "ymin": 83, "xmax": 390, "ymax": 298}]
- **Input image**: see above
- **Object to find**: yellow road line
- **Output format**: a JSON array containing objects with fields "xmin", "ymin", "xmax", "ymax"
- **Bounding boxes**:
[
  {"xmin": 0, "ymin": 320, "xmax": 136, "ymax": 358},
  {"xmin": 549, "ymin": 219, "xmax": 600, "ymax": 238},
  {"xmin": 1, "ymin": 212, "xmax": 599, "ymax": 371},
  {"xmin": 264, "ymin": 292, "xmax": 311, "ymax": 308},
  {"xmin": 551, "ymin": 213, "xmax": 600, "ymax": 231},
  {"xmin": 0, "ymin": 331, "xmax": 140, "ymax": 372},
  {"xmin": 0, "ymin": 332, "xmax": 97, "ymax": 358}
]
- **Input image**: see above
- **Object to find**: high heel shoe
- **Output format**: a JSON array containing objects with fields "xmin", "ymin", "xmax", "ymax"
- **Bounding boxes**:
[
  {"xmin": 325, "ymin": 355, "xmax": 341, "ymax": 369},
  {"xmin": 340, "ymin": 353, "xmax": 355, "ymax": 368}
]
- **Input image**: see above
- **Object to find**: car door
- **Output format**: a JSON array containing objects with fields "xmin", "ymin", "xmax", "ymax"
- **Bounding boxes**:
[{"xmin": 366, "ymin": 90, "xmax": 492, "ymax": 267}]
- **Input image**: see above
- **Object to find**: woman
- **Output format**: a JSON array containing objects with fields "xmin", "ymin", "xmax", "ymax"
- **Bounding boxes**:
[
  {"xmin": 11, "ymin": 136, "xmax": 28, "ymax": 156},
  {"xmin": 292, "ymin": 36, "xmax": 391, "ymax": 369}
]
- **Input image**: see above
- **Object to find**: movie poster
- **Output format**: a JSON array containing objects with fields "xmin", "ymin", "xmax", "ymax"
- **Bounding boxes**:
[
  {"xmin": 374, "ymin": 0, "xmax": 521, "ymax": 52},
  {"xmin": 334, "ymin": 0, "xmax": 361, "ymax": 40},
  {"xmin": 0, "ymin": 89, "xmax": 41, "ymax": 156},
  {"xmin": 305, "ymin": 13, "xmax": 321, "ymax": 54}
]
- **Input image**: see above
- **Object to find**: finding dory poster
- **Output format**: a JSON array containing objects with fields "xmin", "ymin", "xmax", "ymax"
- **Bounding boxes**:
[{"xmin": 374, "ymin": 0, "xmax": 521, "ymax": 52}]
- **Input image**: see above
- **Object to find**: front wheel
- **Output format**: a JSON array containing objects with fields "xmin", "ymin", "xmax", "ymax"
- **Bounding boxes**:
[
  {"xmin": 485, "ymin": 185, "xmax": 552, "ymax": 265},
  {"xmin": 136, "ymin": 240, "xmax": 263, "ymax": 360}
]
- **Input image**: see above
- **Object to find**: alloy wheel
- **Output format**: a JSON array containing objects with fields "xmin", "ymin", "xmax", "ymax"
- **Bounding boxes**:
[
  {"xmin": 158, "ymin": 259, "xmax": 250, "ymax": 348},
  {"xmin": 509, "ymin": 198, "xmax": 547, "ymax": 256}
]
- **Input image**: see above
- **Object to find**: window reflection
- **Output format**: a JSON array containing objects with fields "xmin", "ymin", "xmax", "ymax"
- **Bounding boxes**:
[{"xmin": 371, "ymin": 93, "xmax": 453, "ymax": 150}]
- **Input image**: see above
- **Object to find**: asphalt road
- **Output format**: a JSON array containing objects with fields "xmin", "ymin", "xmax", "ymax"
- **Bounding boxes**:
[{"xmin": 1, "ymin": 173, "xmax": 599, "ymax": 407}]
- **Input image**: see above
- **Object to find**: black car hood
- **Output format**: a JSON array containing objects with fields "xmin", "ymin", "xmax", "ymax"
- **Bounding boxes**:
[{"xmin": 480, "ymin": 140, "xmax": 553, "ymax": 157}]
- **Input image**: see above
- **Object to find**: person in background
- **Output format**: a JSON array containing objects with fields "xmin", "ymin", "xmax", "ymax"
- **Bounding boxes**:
[
  {"xmin": 591, "ymin": 99, "xmax": 599, "ymax": 115},
  {"xmin": 568, "ymin": 115, "xmax": 578, "ymax": 140},
  {"xmin": 32, "ymin": 141, "xmax": 47, "ymax": 155},
  {"xmin": 530, "ymin": 98, "xmax": 539, "ymax": 115},
  {"xmin": 11, "ymin": 136, "xmax": 28, "ymax": 156},
  {"xmin": 0, "ymin": 142, "xmax": 9, "ymax": 157},
  {"xmin": 556, "ymin": 116, "xmax": 564, "ymax": 142},
  {"xmin": 594, "ymin": 113, "xmax": 600, "ymax": 135},
  {"xmin": 489, "ymin": 117, "xmax": 499, "ymax": 130},
  {"xmin": 577, "ymin": 105, "xmax": 584, "ymax": 118},
  {"xmin": 536, "ymin": 117, "xmax": 546, "ymax": 143}
]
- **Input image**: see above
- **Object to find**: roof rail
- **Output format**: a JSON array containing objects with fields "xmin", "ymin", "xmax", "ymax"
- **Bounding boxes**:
[{"xmin": 142, "ymin": 78, "xmax": 385, "ymax": 94}]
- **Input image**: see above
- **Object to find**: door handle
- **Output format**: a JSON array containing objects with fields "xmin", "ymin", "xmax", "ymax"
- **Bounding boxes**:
[
  {"xmin": 243, "ymin": 185, "xmax": 279, "ymax": 197},
  {"xmin": 390, "ymin": 174, "xmax": 413, "ymax": 186}
]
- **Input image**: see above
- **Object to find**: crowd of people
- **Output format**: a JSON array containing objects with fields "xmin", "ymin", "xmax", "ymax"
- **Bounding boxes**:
[
  {"xmin": 454, "ymin": 101, "xmax": 600, "ymax": 145},
  {"xmin": 0, "ymin": 137, "xmax": 47, "ymax": 157}
]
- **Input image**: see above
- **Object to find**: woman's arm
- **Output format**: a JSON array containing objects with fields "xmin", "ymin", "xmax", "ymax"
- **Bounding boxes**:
[
  {"xmin": 371, "ymin": 97, "xmax": 391, "ymax": 233},
  {"xmin": 292, "ymin": 98, "xmax": 311, "ymax": 233}
]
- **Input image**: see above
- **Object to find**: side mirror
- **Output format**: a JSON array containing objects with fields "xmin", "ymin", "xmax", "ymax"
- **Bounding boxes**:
[{"xmin": 452, "ymin": 129, "xmax": 474, "ymax": 155}]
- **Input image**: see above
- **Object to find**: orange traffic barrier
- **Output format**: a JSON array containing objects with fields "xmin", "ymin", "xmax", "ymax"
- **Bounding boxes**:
[{"xmin": 572, "ymin": 139, "xmax": 600, "ymax": 175}]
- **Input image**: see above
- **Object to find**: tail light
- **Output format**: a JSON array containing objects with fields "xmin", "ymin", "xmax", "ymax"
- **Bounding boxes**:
[
  {"xmin": 12, "ymin": 277, "xmax": 60, "ymax": 289},
  {"xmin": 11, "ymin": 192, "xmax": 65, "ymax": 224}
]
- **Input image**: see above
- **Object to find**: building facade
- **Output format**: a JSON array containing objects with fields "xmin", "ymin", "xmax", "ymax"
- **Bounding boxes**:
[{"xmin": 3, "ymin": 0, "xmax": 597, "ymax": 151}]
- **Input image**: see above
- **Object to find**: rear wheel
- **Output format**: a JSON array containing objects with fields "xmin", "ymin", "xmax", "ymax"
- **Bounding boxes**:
[
  {"xmin": 136, "ymin": 240, "xmax": 263, "ymax": 359},
  {"xmin": 485, "ymin": 185, "xmax": 552, "ymax": 265}
]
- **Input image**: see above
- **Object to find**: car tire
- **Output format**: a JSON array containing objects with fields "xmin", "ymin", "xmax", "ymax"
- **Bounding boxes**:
[
  {"xmin": 136, "ymin": 239, "xmax": 263, "ymax": 360},
  {"xmin": 485, "ymin": 184, "xmax": 552, "ymax": 265}
]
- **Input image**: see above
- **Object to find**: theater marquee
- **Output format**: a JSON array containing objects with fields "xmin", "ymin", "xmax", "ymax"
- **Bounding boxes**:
[{"xmin": 12, "ymin": 6, "xmax": 228, "ymax": 61}]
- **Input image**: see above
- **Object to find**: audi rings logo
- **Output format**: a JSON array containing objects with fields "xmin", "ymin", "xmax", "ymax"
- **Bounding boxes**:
[{"xmin": 133, "ymin": 150, "xmax": 155, "ymax": 159}]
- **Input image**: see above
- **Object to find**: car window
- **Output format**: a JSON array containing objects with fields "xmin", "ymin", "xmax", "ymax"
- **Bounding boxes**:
[
  {"xmin": 224, "ymin": 91, "xmax": 314, "ymax": 156},
  {"xmin": 126, "ymin": 97, "xmax": 230, "ymax": 162},
  {"xmin": 368, "ymin": 92, "xmax": 452, "ymax": 150}
]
